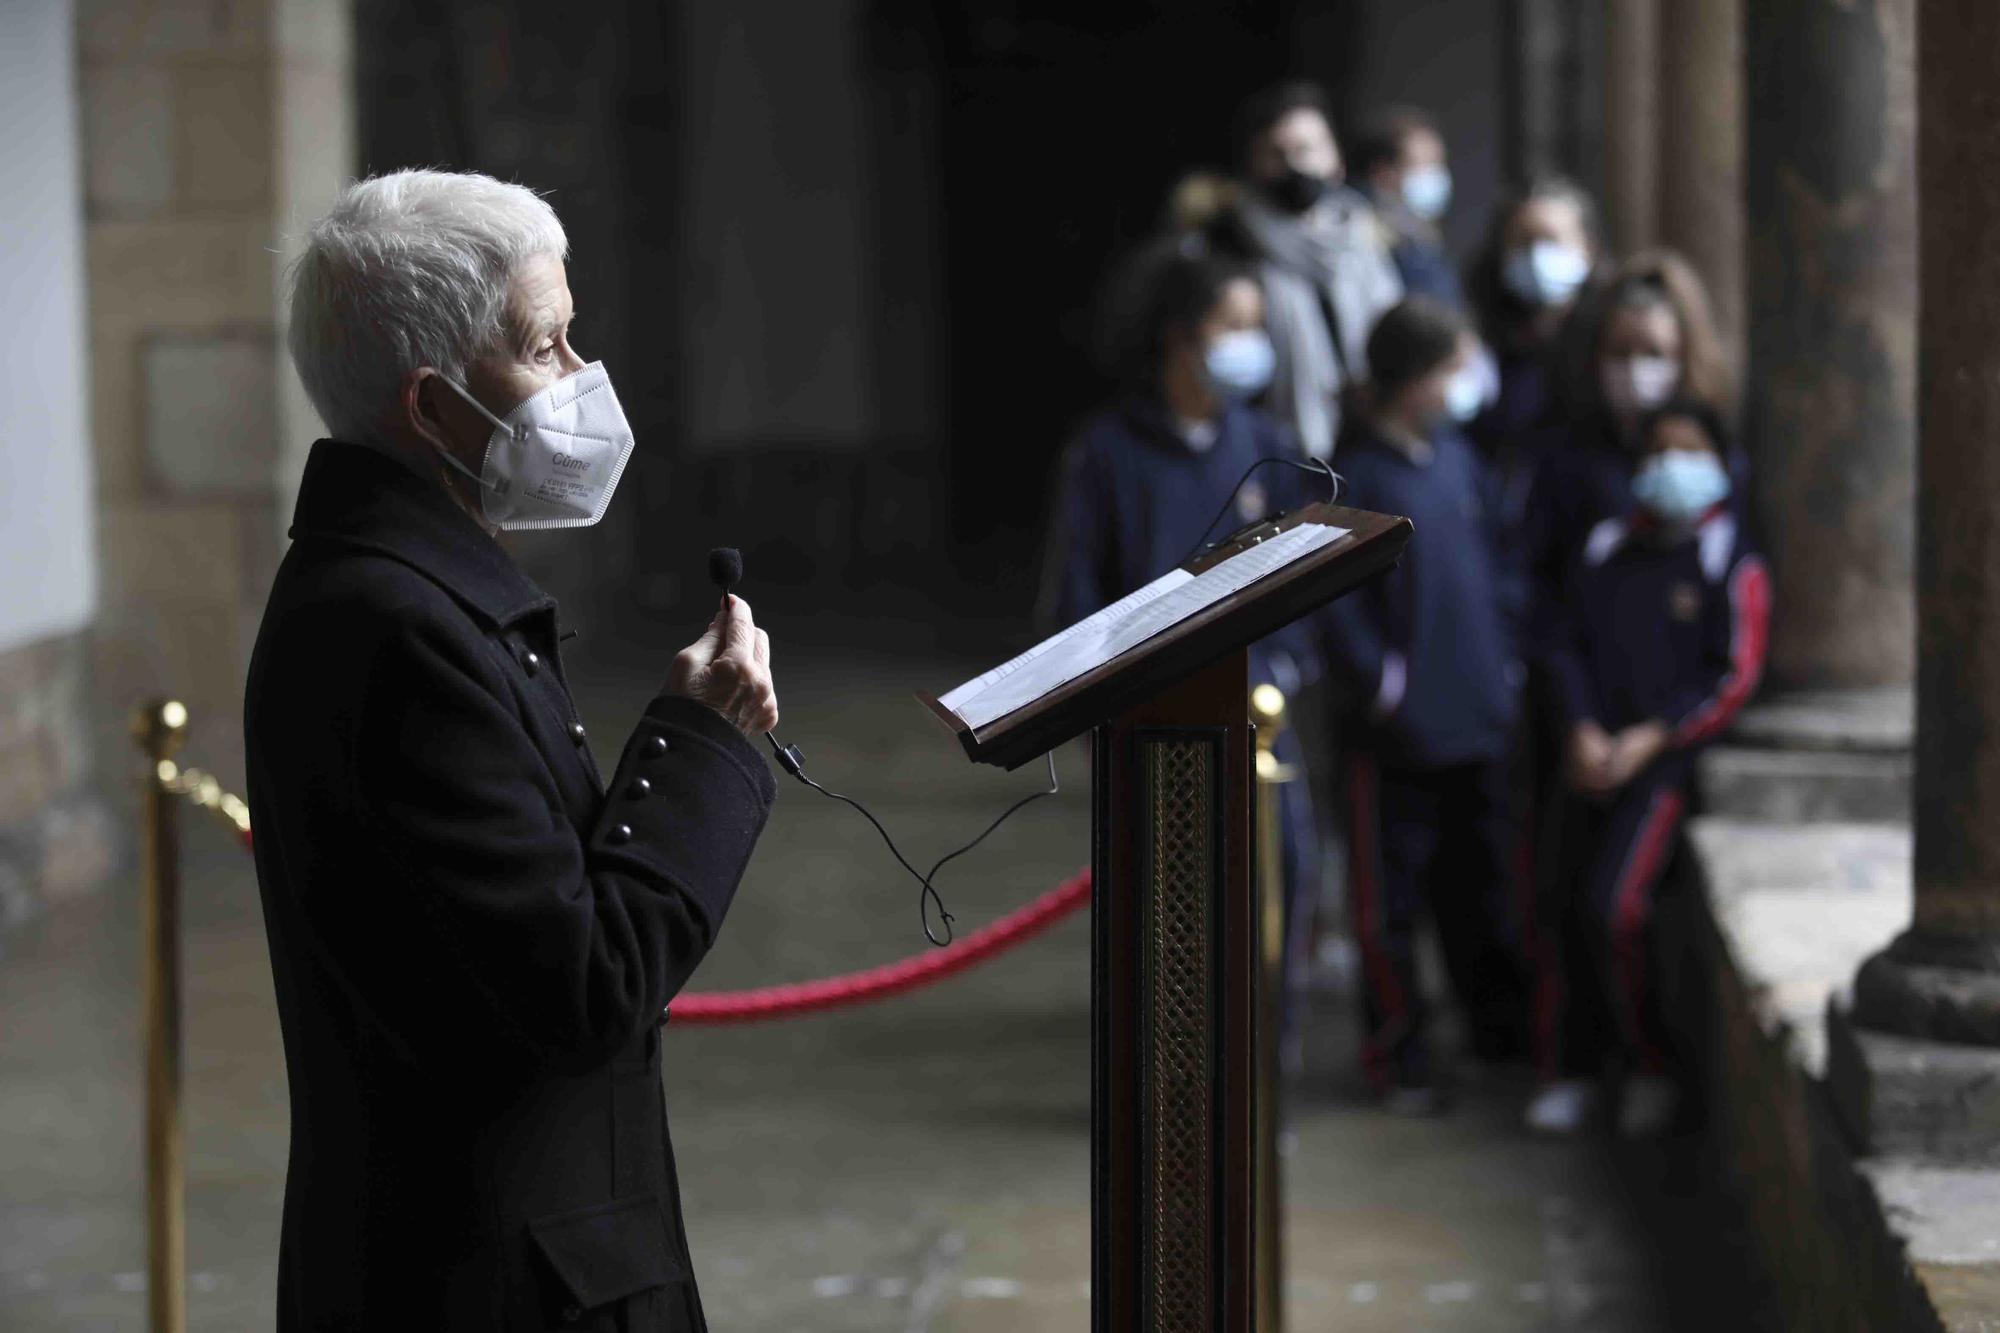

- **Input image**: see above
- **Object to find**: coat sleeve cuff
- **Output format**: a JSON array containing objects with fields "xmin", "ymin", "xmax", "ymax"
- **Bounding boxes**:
[{"xmin": 587, "ymin": 696, "xmax": 779, "ymax": 932}]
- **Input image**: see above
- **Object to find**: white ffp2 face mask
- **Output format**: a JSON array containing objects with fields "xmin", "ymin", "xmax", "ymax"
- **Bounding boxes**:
[{"xmin": 433, "ymin": 362, "xmax": 637, "ymax": 531}]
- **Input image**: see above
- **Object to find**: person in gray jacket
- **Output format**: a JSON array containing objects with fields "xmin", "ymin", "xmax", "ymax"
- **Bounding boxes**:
[{"xmin": 1216, "ymin": 80, "xmax": 1404, "ymax": 460}]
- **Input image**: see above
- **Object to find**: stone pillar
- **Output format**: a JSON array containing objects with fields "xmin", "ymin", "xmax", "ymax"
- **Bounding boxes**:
[
  {"xmin": 1742, "ymin": 0, "xmax": 1916, "ymax": 690},
  {"xmin": 1602, "ymin": 0, "xmax": 1660, "ymax": 254},
  {"xmin": 79, "ymin": 0, "xmax": 352, "ymax": 776},
  {"xmin": 1655, "ymin": 0, "xmax": 1744, "ymax": 360},
  {"xmin": 1834, "ymin": 0, "xmax": 2000, "ymax": 1160}
]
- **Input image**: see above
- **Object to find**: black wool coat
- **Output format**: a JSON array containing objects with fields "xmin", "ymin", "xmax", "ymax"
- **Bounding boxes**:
[{"xmin": 244, "ymin": 440, "xmax": 776, "ymax": 1331}]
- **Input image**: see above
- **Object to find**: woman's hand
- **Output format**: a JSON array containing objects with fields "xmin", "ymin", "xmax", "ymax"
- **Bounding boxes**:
[{"xmin": 666, "ymin": 595, "xmax": 779, "ymax": 736}]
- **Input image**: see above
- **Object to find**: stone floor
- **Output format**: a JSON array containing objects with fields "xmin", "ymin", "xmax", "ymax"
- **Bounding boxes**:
[{"xmin": 1, "ymin": 638, "xmax": 1765, "ymax": 1330}]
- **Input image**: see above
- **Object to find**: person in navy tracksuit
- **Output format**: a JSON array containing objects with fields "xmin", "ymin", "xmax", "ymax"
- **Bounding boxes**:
[
  {"xmin": 1527, "ymin": 399, "xmax": 1771, "ymax": 1139},
  {"xmin": 1350, "ymin": 107, "xmax": 1466, "ymax": 312},
  {"xmin": 1319, "ymin": 297, "xmax": 1528, "ymax": 1107},
  {"xmin": 1043, "ymin": 242, "xmax": 1324, "ymax": 1046}
]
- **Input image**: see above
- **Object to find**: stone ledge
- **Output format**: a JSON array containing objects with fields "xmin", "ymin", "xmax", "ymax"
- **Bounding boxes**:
[
  {"xmin": 1689, "ymin": 818, "xmax": 1910, "ymax": 1074},
  {"xmin": 1731, "ymin": 687, "xmax": 1914, "ymax": 754},
  {"xmin": 1700, "ymin": 744, "xmax": 1912, "ymax": 824},
  {"xmin": 1684, "ymin": 808, "xmax": 2000, "ymax": 1330}
]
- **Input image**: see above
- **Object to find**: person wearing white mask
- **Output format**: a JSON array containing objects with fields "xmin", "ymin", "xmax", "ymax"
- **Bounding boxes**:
[
  {"xmin": 1044, "ymin": 243, "xmax": 1324, "ymax": 1058},
  {"xmin": 1352, "ymin": 105, "xmax": 1466, "ymax": 312},
  {"xmin": 1523, "ymin": 249, "xmax": 1737, "ymax": 636},
  {"xmin": 1528, "ymin": 399, "xmax": 1770, "ymax": 1139},
  {"xmin": 1467, "ymin": 176, "xmax": 1602, "ymax": 461},
  {"xmin": 246, "ymin": 169, "xmax": 779, "ymax": 1330},
  {"xmin": 1320, "ymin": 298, "xmax": 1532, "ymax": 1112}
]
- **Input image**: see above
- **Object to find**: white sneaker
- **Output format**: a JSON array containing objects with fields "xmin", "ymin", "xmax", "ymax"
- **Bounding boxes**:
[
  {"xmin": 1524, "ymin": 1079, "xmax": 1601, "ymax": 1135},
  {"xmin": 1617, "ymin": 1075, "xmax": 1680, "ymax": 1138}
]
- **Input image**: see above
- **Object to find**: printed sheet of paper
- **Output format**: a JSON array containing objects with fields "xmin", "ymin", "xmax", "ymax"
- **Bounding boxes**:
[{"xmin": 939, "ymin": 521, "xmax": 1348, "ymax": 731}]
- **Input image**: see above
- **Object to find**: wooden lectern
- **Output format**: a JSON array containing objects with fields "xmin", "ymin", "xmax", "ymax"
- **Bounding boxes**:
[{"xmin": 923, "ymin": 503, "xmax": 1410, "ymax": 1332}]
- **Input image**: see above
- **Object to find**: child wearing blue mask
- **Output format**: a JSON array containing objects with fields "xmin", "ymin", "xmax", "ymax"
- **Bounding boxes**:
[
  {"xmin": 1043, "ymin": 242, "xmax": 1324, "ymax": 1053},
  {"xmin": 1321, "ymin": 297, "xmax": 1530, "ymax": 1112},
  {"xmin": 1527, "ymin": 399, "xmax": 1771, "ymax": 1138}
]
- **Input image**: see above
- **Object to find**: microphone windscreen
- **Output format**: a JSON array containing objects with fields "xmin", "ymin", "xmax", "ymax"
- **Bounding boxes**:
[{"xmin": 707, "ymin": 546, "xmax": 743, "ymax": 591}]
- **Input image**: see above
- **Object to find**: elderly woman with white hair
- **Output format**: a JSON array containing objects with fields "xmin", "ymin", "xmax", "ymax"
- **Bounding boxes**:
[{"xmin": 244, "ymin": 169, "xmax": 779, "ymax": 1331}]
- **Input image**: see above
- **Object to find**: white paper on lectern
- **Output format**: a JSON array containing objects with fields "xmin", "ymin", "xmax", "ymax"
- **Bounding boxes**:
[{"xmin": 939, "ymin": 521, "xmax": 1349, "ymax": 731}]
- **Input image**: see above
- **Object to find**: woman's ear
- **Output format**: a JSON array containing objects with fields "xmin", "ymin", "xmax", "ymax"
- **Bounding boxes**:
[{"xmin": 402, "ymin": 368, "xmax": 449, "ymax": 449}]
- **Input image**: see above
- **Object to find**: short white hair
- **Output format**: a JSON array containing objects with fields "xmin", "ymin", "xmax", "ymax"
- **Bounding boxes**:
[{"xmin": 286, "ymin": 169, "xmax": 568, "ymax": 442}]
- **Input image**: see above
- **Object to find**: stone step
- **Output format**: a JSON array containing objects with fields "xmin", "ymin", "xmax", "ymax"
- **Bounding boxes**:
[
  {"xmin": 1731, "ymin": 687, "xmax": 1914, "ymax": 753},
  {"xmin": 1699, "ymin": 743, "xmax": 1912, "ymax": 824}
]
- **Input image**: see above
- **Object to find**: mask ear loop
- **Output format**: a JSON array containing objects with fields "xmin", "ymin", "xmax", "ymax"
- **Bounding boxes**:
[{"xmin": 428, "ymin": 374, "xmax": 516, "ymax": 492}]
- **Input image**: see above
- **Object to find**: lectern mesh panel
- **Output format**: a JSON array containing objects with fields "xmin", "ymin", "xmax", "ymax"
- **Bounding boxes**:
[{"xmin": 1146, "ymin": 737, "xmax": 1214, "ymax": 1328}]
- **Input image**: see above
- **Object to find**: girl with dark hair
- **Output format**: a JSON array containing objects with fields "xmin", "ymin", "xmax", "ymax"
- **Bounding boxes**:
[
  {"xmin": 1043, "ymin": 241, "xmax": 1324, "ymax": 1037},
  {"xmin": 1466, "ymin": 175, "xmax": 1604, "ymax": 460},
  {"xmin": 1528, "ymin": 399, "xmax": 1770, "ymax": 1137}
]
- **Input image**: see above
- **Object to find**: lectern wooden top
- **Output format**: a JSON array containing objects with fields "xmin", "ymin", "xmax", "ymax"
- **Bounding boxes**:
[{"xmin": 919, "ymin": 503, "xmax": 1412, "ymax": 770}]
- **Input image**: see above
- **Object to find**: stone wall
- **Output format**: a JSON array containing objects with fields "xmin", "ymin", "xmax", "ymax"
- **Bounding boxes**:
[
  {"xmin": 1671, "ymin": 697, "xmax": 2000, "ymax": 1330},
  {"xmin": 77, "ymin": 0, "xmax": 351, "ymax": 783}
]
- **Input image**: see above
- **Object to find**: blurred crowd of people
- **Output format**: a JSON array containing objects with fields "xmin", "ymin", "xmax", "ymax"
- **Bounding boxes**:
[{"xmin": 1041, "ymin": 81, "xmax": 1771, "ymax": 1140}]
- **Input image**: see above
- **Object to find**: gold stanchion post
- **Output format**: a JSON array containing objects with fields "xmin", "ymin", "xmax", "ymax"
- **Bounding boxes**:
[
  {"xmin": 1250, "ymin": 683, "xmax": 1294, "ymax": 1333},
  {"xmin": 133, "ymin": 699, "xmax": 188, "ymax": 1333}
]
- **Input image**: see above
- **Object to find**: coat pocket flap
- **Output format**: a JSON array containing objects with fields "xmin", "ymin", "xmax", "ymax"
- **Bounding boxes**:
[{"xmin": 526, "ymin": 1193, "xmax": 685, "ymax": 1308}]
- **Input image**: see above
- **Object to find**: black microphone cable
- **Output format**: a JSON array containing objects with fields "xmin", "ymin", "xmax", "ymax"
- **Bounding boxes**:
[
  {"xmin": 1177, "ymin": 455, "xmax": 1342, "ymax": 569},
  {"xmin": 709, "ymin": 547, "xmax": 1059, "ymax": 947}
]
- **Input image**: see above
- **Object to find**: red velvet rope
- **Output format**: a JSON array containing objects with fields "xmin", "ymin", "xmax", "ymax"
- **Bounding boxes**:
[
  {"xmin": 668, "ymin": 868, "xmax": 1092, "ymax": 1024},
  {"xmin": 239, "ymin": 824, "xmax": 1090, "ymax": 1025}
]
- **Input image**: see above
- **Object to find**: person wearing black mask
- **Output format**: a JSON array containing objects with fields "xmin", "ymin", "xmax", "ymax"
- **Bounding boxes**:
[{"xmin": 1215, "ymin": 80, "xmax": 1403, "ymax": 461}]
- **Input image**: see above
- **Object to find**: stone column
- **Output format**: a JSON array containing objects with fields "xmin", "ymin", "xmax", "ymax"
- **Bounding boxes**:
[
  {"xmin": 1655, "ymin": 0, "xmax": 1744, "ymax": 360},
  {"xmin": 1602, "ymin": 0, "xmax": 1660, "ymax": 254},
  {"xmin": 1835, "ymin": 0, "xmax": 2000, "ymax": 1160},
  {"xmin": 1742, "ymin": 0, "xmax": 1916, "ymax": 690}
]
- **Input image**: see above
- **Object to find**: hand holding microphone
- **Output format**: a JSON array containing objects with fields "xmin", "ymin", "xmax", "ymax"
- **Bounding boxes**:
[{"xmin": 666, "ymin": 547, "xmax": 778, "ymax": 737}]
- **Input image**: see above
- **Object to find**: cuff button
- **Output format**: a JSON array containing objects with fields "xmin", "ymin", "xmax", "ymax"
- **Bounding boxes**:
[
  {"xmin": 645, "ymin": 735, "xmax": 668, "ymax": 756},
  {"xmin": 608, "ymin": 823, "xmax": 633, "ymax": 844},
  {"xmin": 628, "ymin": 777, "xmax": 652, "ymax": 798},
  {"xmin": 523, "ymin": 650, "xmax": 540, "ymax": 675},
  {"xmin": 570, "ymin": 721, "xmax": 587, "ymax": 743}
]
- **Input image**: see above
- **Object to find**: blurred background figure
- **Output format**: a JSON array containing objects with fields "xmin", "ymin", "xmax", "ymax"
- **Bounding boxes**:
[
  {"xmin": 1529, "ymin": 399, "xmax": 1770, "ymax": 1138},
  {"xmin": 1350, "ymin": 105, "xmax": 1464, "ymax": 311},
  {"xmin": 1319, "ymin": 298, "xmax": 1528, "ymax": 1112},
  {"xmin": 1465, "ymin": 174, "xmax": 1604, "ymax": 505},
  {"xmin": 1042, "ymin": 241, "xmax": 1325, "ymax": 1049},
  {"xmin": 1524, "ymin": 248, "xmax": 1737, "ymax": 632},
  {"xmin": 1214, "ymin": 80, "xmax": 1403, "ymax": 460}
]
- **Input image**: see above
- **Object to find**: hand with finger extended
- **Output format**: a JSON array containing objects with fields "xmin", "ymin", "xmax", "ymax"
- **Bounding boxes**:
[{"xmin": 666, "ymin": 594, "xmax": 780, "ymax": 737}]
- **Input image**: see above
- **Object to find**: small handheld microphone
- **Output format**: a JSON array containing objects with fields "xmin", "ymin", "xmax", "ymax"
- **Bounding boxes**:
[
  {"xmin": 707, "ymin": 546, "xmax": 743, "ymax": 604},
  {"xmin": 707, "ymin": 546, "xmax": 805, "ymax": 779}
]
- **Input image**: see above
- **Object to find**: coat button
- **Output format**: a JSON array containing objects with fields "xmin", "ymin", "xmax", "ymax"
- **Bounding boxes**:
[
  {"xmin": 645, "ymin": 735, "xmax": 668, "ymax": 756},
  {"xmin": 523, "ymin": 650, "xmax": 540, "ymax": 675},
  {"xmin": 562, "ymin": 1304, "xmax": 582, "ymax": 1323},
  {"xmin": 628, "ymin": 776, "xmax": 651, "ymax": 798},
  {"xmin": 608, "ymin": 823, "xmax": 633, "ymax": 844},
  {"xmin": 570, "ymin": 721, "xmax": 587, "ymax": 743}
]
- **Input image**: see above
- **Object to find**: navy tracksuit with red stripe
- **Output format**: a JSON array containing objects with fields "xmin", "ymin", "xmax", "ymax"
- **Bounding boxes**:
[
  {"xmin": 1320, "ymin": 420, "xmax": 1529, "ymax": 1090},
  {"xmin": 1537, "ymin": 505, "xmax": 1772, "ymax": 1076}
]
